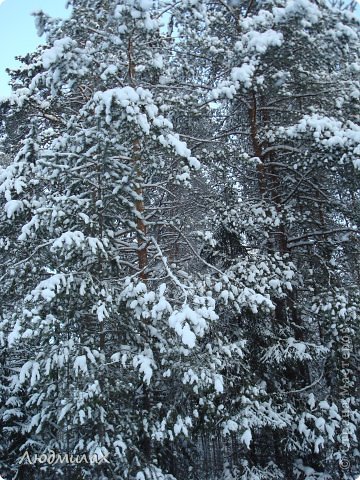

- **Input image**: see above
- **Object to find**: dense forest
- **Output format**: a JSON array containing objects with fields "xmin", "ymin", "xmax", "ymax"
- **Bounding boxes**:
[{"xmin": 0, "ymin": 0, "xmax": 359, "ymax": 479}]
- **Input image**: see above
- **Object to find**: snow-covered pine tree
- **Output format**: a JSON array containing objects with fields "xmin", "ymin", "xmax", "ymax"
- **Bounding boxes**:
[
  {"xmin": 0, "ymin": 2, "xmax": 246, "ymax": 479},
  {"xmin": 168, "ymin": 0, "xmax": 360, "ymax": 478},
  {"xmin": 1, "ymin": 1, "xmax": 359, "ymax": 479}
]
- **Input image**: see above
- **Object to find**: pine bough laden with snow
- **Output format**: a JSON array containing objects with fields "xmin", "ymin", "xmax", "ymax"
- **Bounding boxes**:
[{"xmin": 0, "ymin": 1, "xmax": 359, "ymax": 480}]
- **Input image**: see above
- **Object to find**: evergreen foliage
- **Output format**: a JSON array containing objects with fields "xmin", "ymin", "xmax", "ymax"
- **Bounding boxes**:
[{"xmin": 0, "ymin": 1, "xmax": 359, "ymax": 479}]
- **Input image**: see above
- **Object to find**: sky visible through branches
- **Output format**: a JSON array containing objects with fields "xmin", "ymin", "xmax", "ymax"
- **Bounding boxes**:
[
  {"xmin": 0, "ymin": 0, "xmax": 68, "ymax": 97},
  {"xmin": 0, "ymin": 0, "xmax": 359, "ymax": 98}
]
